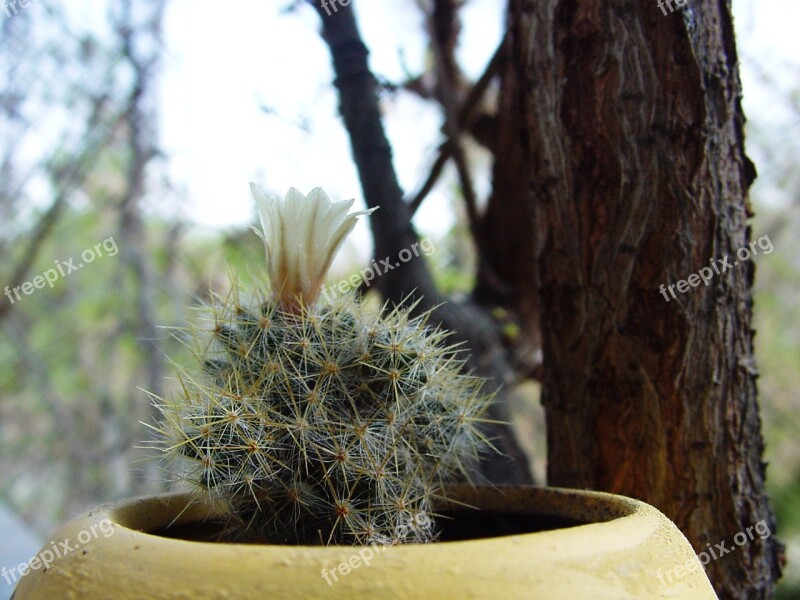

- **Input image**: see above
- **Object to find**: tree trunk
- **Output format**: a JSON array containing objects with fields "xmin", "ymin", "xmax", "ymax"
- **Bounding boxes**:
[
  {"xmin": 511, "ymin": 0, "xmax": 784, "ymax": 597},
  {"xmin": 310, "ymin": 0, "xmax": 534, "ymax": 485}
]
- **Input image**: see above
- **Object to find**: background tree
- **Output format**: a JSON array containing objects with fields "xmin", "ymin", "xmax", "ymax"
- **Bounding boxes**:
[
  {"xmin": 308, "ymin": 0, "xmax": 783, "ymax": 596},
  {"xmin": 0, "ymin": 0, "xmax": 175, "ymax": 520},
  {"xmin": 511, "ymin": 1, "xmax": 784, "ymax": 597}
]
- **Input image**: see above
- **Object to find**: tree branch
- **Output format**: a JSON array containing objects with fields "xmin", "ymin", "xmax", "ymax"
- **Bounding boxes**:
[
  {"xmin": 307, "ymin": 0, "xmax": 532, "ymax": 485},
  {"xmin": 407, "ymin": 41, "xmax": 504, "ymax": 216},
  {"xmin": 310, "ymin": 0, "xmax": 439, "ymax": 307}
]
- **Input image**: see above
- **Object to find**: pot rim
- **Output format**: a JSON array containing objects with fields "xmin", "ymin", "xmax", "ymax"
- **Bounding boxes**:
[
  {"xmin": 13, "ymin": 484, "xmax": 719, "ymax": 599},
  {"xmin": 105, "ymin": 483, "xmax": 652, "ymax": 548}
]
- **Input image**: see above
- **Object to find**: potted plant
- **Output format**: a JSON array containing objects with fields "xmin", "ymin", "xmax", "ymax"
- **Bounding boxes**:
[{"xmin": 13, "ymin": 186, "xmax": 718, "ymax": 599}]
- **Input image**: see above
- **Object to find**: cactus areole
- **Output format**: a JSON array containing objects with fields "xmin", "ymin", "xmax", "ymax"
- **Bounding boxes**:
[{"xmin": 152, "ymin": 185, "xmax": 493, "ymax": 545}]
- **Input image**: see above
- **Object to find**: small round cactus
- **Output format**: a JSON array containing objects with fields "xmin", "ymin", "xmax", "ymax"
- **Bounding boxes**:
[{"xmin": 152, "ymin": 186, "xmax": 493, "ymax": 545}]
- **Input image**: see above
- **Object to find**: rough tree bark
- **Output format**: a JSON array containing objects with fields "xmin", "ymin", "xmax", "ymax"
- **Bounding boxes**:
[{"xmin": 511, "ymin": 0, "xmax": 783, "ymax": 596}]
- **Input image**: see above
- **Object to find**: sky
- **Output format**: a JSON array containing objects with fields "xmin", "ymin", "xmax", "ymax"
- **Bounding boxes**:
[
  {"xmin": 10, "ymin": 0, "xmax": 797, "ymax": 245},
  {"xmin": 154, "ymin": 0, "xmax": 797, "ymax": 244},
  {"xmin": 734, "ymin": 0, "xmax": 800, "ymax": 208},
  {"xmin": 158, "ymin": 0, "xmax": 504, "ymax": 260}
]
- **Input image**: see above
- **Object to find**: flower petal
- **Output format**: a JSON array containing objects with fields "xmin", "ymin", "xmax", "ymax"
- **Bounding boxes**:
[{"xmin": 250, "ymin": 183, "xmax": 376, "ymax": 310}]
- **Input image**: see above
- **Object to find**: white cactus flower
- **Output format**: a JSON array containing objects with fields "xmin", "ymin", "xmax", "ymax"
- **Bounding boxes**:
[{"xmin": 250, "ymin": 183, "xmax": 376, "ymax": 311}]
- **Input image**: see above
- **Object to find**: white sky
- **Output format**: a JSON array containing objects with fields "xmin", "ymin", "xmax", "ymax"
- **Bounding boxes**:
[
  {"xmin": 12, "ymin": 0, "xmax": 796, "ymax": 241},
  {"xmin": 156, "ymin": 0, "xmax": 797, "ymax": 244},
  {"xmin": 734, "ymin": 0, "xmax": 800, "ymax": 208},
  {"xmin": 158, "ymin": 0, "xmax": 503, "ymax": 257}
]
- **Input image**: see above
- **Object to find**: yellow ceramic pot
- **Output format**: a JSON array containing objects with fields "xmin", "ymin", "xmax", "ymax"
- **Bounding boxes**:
[{"xmin": 12, "ymin": 485, "xmax": 717, "ymax": 599}]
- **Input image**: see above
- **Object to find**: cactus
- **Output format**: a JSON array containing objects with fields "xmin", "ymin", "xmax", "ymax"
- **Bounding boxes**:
[{"xmin": 151, "ymin": 185, "xmax": 493, "ymax": 545}]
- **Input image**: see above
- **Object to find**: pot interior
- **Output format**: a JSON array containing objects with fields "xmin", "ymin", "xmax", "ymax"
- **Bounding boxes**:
[
  {"xmin": 148, "ymin": 508, "xmax": 587, "ymax": 544},
  {"xmin": 131, "ymin": 485, "xmax": 631, "ymax": 545}
]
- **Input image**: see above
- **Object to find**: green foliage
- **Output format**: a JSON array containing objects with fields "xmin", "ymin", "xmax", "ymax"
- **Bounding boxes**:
[
  {"xmin": 750, "ymin": 209, "xmax": 800, "ymax": 596},
  {"xmin": 152, "ymin": 285, "xmax": 492, "ymax": 545}
]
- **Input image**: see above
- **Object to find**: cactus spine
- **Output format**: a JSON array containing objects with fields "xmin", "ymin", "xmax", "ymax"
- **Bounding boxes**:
[{"xmin": 152, "ymin": 186, "xmax": 492, "ymax": 545}]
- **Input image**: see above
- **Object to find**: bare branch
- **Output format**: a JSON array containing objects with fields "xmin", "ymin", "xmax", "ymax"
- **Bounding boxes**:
[
  {"xmin": 407, "ymin": 41, "xmax": 504, "ymax": 215},
  {"xmin": 307, "ymin": 0, "xmax": 532, "ymax": 484},
  {"xmin": 308, "ymin": 0, "xmax": 439, "ymax": 308}
]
